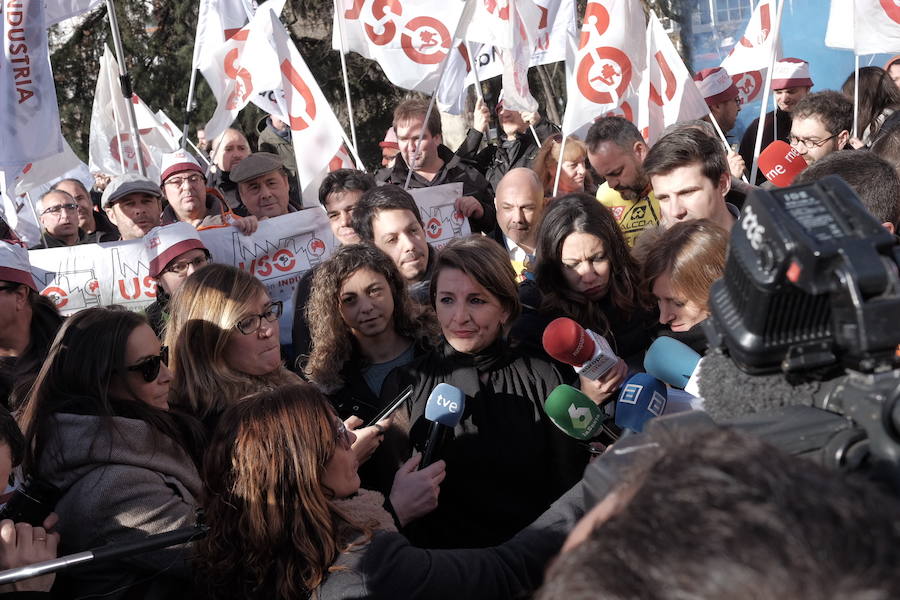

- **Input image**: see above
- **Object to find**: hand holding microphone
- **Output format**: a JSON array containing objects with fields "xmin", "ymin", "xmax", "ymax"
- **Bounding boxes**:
[{"xmin": 543, "ymin": 317, "xmax": 620, "ymax": 380}]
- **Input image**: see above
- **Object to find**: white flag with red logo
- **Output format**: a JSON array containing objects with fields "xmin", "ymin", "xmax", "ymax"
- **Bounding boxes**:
[
  {"xmin": 332, "ymin": 0, "xmax": 470, "ymax": 112},
  {"xmin": 203, "ymin": 0, "xmax": 286, "ymax": 142},
  {"xmin": 194, "ymin": 0, "xmax": 256, "ymax": 72},
  {"xmin": 45, "ymin": 0, "xmax": 104, "ymax": 26},
  {"xmin": 562, "ymin": 0, "xmax": 646, "ymax": 137},
  {"xmin": 264, "ymin": 11, "xmax": 346, "ymax": 205},
  {"xmin": 719, "ymin": 0, "xmax": 779, "ymax": 75},
  {"xmin": 636, "ymin": 13, "xmax": 708, "ymax": 145},
  {"xmin": 0, "ymin": 0, "xmax": 64, "ymax": 167},
  {"xmin": 731, "ymin": 69, "xmax": 765, "ymax": 106},
  {"xmin": 853, "ymin": 0, "xmax": 900, "ymax": 55},
  {"xmin": 88, "ymin": 46, "xmax": 181, "ymax": 181}
]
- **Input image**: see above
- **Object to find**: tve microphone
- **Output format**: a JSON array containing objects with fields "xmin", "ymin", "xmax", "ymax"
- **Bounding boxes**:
[
  {"xmin": 543, "ymin": 384, "xmax": 606, "ymax": 441},
  {"xmin": 542, "ymin": 317, "xmax": 619, "ymax": 380},
  {"xmin": 758, "ymin": 140, "xmax": 808, "ymax": 187},
  {"xmin": 643, "ymin": 336, "xmax": 702, "ymax": 391},
  {"xmin": 420, "ymin": 383, "xmax": 465, "ymax": 469},
  {"xmin": 615, "ymin": 373, "xmax": 667, "ymax": 434}
]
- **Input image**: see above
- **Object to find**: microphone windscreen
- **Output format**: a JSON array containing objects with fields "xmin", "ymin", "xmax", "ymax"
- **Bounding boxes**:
[
  {"xmin": 615, "ymin": 374, "xmax": 668, "ymax": 433},
  {"xmin": 424, "ymin": 383, "xmax": 466, "ymax": 427},
  {"xmin": 544, "ymin": 384, "xmax": 606, "ymax": 441},
  {"xmin": 644, "ymin": 336, "xmax": 702, "ymax": 389},
  {"xmin": 758, "ymin": 140, "xmax": 808, "ymax": 187},
  {"xmin": 543, "ymin": 317, "xmax": 596, "ymax": 367}
]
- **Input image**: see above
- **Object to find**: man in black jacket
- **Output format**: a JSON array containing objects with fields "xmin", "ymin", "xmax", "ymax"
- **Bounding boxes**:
[{"xmin": 376, "ymin": 98, "xmax": 496, "ymax": 234}]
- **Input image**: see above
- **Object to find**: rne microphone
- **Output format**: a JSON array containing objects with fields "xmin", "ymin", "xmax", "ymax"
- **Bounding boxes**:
[
  {"xmin": 643, "ymin": 336, "xmax": 702, "ymax": 396},
  {"xmin": 420, "ymin": 383, "xmax": 465, "ymax": 469},
  {"xmin": 544, "ymin": 384, "xmax": 606, "ymax": 441},
  {"xmin": 758, "ymin": 140, "xmax": 808, "ymax": 187},
  {"xmin": 615, "ymin": 373, "xmax": 667, "ymax": 434},
  {"xmin": 543, "ymin": 317, "xmax": 619, "ymax": 380}
]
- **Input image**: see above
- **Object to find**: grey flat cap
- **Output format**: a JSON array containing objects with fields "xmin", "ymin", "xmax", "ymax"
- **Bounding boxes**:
[
  {"xmin": 101, "ymin": 173, "xmax": 162, "ymax": 208},
  {"xmin": 230, "ymin": 152, "xmax": 284, "ymax": 183}
]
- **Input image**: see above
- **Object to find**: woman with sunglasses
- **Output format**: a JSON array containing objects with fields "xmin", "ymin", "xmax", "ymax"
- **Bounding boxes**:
[
  {"xmin": 18, "ymin": 307, "xmax": 204, "ymax": 598},
  {"xmin": 165, "ymin": 263, "xmax": 299, "ymax": 432}
]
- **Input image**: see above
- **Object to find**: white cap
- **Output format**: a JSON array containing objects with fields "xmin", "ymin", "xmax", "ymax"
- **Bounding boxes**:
[
  {"xmin": 772, "ymin": 58, "xmax": 813, "ymax": 90},
  {"xmin": 143, "ymin": 222, "xmax": 208, "ymax": 278},
  {"xmin": 0, "ymin": 241, "xmax": 36, "ymax": 290}
]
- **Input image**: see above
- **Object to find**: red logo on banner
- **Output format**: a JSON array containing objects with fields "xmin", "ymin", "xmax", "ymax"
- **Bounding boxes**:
[
  {"xmin": 280, "ymin": 60, "xmax": 317, "ymax": 131},
  {"xmin": 42, "ymin": 286, "xmax": 68, "ymax": 309},
  {"xmin": 739, "ymin": 2, "xmax": 771, "ymax": 47},
  {"xmin": 733, "ymin": 71, "xmax": 763, "ymax": 105},
  {"xmin": 109, "ymin": 134, "xmax": 152, "ymax": 172},
  {"xmin": 484, "ymin": 0, "xmax": 510, "ymax": 20},
  {"xmin": 579, "ymin": 1, "xmax": 610, "ymax": 49},
  {"xmin": 401, "ymin": 16, "xmax": 451, "ymax": 64},
  {"xmin": 577, "ymin": 47, "xmax": 632, "ymax": 105},
  {"xmin": 426, "ymin": 217, "xmax": 443, "ymax": 239},
  {"xmin": 307, "ymin": 238, "xmax": 327, "ymax": 258},
  {"xmin": 881, "ymin": 0, "xmax": 900, "ymax": 25},
  {"xmin": 649, "ymin": 51, "xmax": 676, "ymax": 106}
]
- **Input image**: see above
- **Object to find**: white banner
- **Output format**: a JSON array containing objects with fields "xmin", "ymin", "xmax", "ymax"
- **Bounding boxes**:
[
  {"xmin": 562, "ymin": 0, "xmax": 646, "ymax": 138},
  {"xmin": 194, "ymin": 0, "xmax": 257, "ymax": 72},
  {"xmin": 825, "ymin": 0, "xmax": 854, "ymax": 50},
  {"xmin": 45, "ymin": 0, "xmax": 103, "ymax": 26},
  {"xmin": 854, "ymin": 0, "xmax": 900, "ymax": 55},
  {"xmin": 637, "ymin": 13, "xmax": 709, "ymax": 145},
  {"xmin": 409, "ymin": 183, "xmax": 470, "ymax": 250},
  {"xmin": 464, "ymin": 0, "xmax": 575, "ymax": 85},
  {"xmin": 719, "ymin": 0, "xmax": 779, "ymax": 75},
  {"xmin": 0, "ymin": 0, "xmax": 64, "ymax": 167},
  {"xmin": 26, "ymin": 187, "xmax": 471, "ymax": 339}
]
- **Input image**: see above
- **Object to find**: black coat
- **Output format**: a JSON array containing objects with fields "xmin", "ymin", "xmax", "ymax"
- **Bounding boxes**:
[{"xmin": 455, "ymin": 120, "xmax": 560, "ymax": 191}]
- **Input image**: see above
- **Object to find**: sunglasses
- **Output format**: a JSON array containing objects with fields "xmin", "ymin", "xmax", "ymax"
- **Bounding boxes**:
[{"xmin": 125, "ymin": 346, "xmax": 169, "ymax": 383}]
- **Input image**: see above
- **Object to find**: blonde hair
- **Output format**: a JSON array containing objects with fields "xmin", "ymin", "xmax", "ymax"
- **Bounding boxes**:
[
  {"xmin": 165, "ymin": 263, "xmax": 298, "ymax": 424},
  {"xmin": 531, "ymin": 136, "xmax": 591, "ymax": 197}
]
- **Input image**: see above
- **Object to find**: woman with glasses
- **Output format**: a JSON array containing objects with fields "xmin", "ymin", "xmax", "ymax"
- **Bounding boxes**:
[
  {"xmin": 18, "ymin": 307, "xmax": 204, "ymax": 598},
  {"xmin": 530, "ymin": 135, "xmax": 593, "ymax": 199},
  {"xmin": 165, "ymin": 263, "xmax": 298, "ymax": 432}
]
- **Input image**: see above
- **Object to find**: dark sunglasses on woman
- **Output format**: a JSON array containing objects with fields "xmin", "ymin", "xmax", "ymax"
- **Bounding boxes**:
[{"xmin": 125, "ymin": 346, "xmax": 169, "ymax": 383}]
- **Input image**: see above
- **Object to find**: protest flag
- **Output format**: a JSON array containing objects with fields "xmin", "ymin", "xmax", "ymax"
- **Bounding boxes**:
[
  {"xmin": 853, "ymin": 0, "xmax": 900, "ymax": 56},
  {"xmin": 88, "ymin": 46, "xmax": 181, "ymax": 182},
  {"xmin": 561, "ymin": 0, "xmax": 646, "ymax": 139},
  {"xmin": 637, "ymin": 12, "xmax": 709, "ymax": 145},
  {"xmin": 719, "ymin": 0, "xmax": 780, "ymax": 75},
  {"xmin": 45, "ymin": 0, "xmax": 104, "ymax": 26}
]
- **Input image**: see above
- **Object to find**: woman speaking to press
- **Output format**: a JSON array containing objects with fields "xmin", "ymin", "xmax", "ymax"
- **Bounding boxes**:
[{"xmin": 382, "ymin": 236, "xmax": 586, "ymax": 549}]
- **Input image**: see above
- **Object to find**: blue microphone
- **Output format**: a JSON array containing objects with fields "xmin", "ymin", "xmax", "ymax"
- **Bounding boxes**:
[
  {"xmin": 643, "ymin": 336, "xmax": 702, "ymax": 389},
  {"xmin": 615, "ymin": 373, "xmax": 667, "ymax": 434},
  {"xmin": 420, "ymin": 383, "xmax": 465, "ymax": 469}
]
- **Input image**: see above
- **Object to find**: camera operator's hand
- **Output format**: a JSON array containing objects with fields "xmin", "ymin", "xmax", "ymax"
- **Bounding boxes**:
[{"xmin": 0, "ymin": 513, "xmax": 59, "ymax": 593}]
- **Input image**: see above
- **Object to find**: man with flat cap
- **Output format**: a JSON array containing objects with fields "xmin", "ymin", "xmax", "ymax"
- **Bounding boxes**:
[
  {"xmin": 101, "ymin": 173, "xmax": 165, "ymax": 240},
  {"xmin": 229, "ymin": 152, "xmax": 296, "ymax": 219}
]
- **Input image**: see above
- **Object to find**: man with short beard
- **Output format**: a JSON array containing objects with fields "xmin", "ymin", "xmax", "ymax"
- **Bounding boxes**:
[{"xmin": 586, "ymin": 116, "xmax": 661, "ymax": 247}]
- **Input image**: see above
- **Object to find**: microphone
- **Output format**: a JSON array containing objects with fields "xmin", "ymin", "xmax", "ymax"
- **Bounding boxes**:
[
  {"xmin": 643, "ymin": 336, "xmax": 702, "ymax": 394},
  {"xmin": 758, "ymin": 140, "xmax": 808, "ymax": 187},
  {"xmin": 615, "ymin": 373, "xmax": 667, "ymax": 434},
  {"xmin": 542, "ymin": 317, "xmax": 619, "ymax": 380},
  {"xmin": 543, "ymin": 384, "xmax": 607, "ymax": 441},
  {"xmin": 420, "ymin": 383, "xmax": 465, "ymax": 469}
]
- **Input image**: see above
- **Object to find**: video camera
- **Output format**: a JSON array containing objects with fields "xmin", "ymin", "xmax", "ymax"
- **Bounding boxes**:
[{"xmin": 705, "ymin": 176, "xmax": 900, "ymax": 469}]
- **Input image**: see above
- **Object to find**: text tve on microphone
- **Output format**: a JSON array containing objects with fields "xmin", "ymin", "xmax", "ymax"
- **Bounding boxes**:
[
  {"xmin": 544, "ymin": 384, "xmax": 606, "ymax": 441},
  {"xmin": 615, "ymin": 373, "xmax": 668, "ymax": 433},
  {"xmin": 424, "ymin": 383, "xmax": 465, "ymax": 426},
  {"xmin": 758, "ymin": 140, "xmax": 808, "ymax": 187},
  {"xmin": 542, "ymin": 317, "xmax": 619, "ymax": 380}
]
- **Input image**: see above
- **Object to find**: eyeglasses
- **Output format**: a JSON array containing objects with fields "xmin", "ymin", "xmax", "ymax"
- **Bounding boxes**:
[
  {"xmin": 789, "ymin": 133, "xmax": 838, "ymax": 150},
  {"xmin": 163, "ymin": 254, "xmax": 209, "ymax": 276},
  {"xmin": 235, "ymin": 301, "xmax": 283, "ymax": 335},
  {"xmin": 125, "ymin": 346, "xmax": 169, "ymax": 383},
  {"xmin": 335, "ymin": 419, "xmax": 353, "ymax": 450},
  {"xmin": 164, "ymin": 174, "xmax": 204, "ymax": 188},
  {"xmin": 40, "ymin": 203, "xmax": 78, "ymax": 217}
]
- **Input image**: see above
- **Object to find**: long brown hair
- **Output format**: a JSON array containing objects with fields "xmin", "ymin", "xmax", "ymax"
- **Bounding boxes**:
[
  {"xmin": 305, "ymin": 244, "xmax": 436, "ymax": 392},
  {"xmin": 165, "ymin": 264, "xmax": 298, "ymax": 424},
  {"xmin": 534, "ymin": 194, "xmax": 643, "ymax": 335},
  {"xmin": 198, "ymin": 384, "xmax": 369, "ymax": 599}
]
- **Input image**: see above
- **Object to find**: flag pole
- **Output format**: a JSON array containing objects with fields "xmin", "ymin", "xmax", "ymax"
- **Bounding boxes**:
[
  {"xmin": 551, "ymin": 135, "xmax": 566, "ymax": 197},
  {"xmin": 708, "ymin": 112, "xmax": 749, "ymax": 183},
  {"xmin": 467, "ymin": 41, "xmax": 497, "ymax": 143},
  {"xmin": 181, "ymin": 2, "xmax": 205, "ymax": 150},
  {"xmin": 104, "ymin": 0, "xmax": 147, "ymax": 177},
  {"xmin": 749, "ymin": 0, "xmax": 784, "ymax": 184},
  {"xmin": 405, "ymin": 0, "xmax": 477, "ymax": 190},
  {"xmin": 853, "ymin": 54, "xmax": 860, "ymax": 139},
  {"xmin": 333, "ymin": 0, "xmax": 360, "ymax": 155}
]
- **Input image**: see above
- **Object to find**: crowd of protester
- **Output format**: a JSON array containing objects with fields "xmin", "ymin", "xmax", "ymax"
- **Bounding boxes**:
[{"xmin": 0, "ymin": 56, "xmax": 899, "ymax": 599}]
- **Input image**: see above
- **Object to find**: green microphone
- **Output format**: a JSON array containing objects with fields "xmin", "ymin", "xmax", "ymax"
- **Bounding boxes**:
[{"xmin": 544, "ymin": 384, "xmax": 606, "ymax": 441}]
